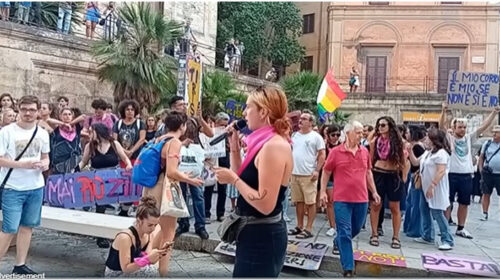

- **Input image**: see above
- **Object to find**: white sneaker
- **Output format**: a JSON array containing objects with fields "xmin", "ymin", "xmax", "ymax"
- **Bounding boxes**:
[
  {"xmin": 283, "ymin": 215, "xmax": 291, "ymax": 222},
  {"xmin": 456, "ymin": 229, "xmax": 473, "ymax": 239},
  {"xmin": 414, "ymin": 237, "xmax": 434, "ymax": 245},
  {"xmin": 438, "ymin": 243, "xmax": 452, "ymax": 251},
  {"xmin": 326, "ymin": 227, "xmax": 337, "ymax": 237},
  {"xmin": 480, "ymin": 213, "xmax": 488, "ymax": 221}
]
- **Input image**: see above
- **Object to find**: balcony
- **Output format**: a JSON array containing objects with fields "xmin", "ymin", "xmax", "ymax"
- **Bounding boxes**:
[{"xmin": 336, "ymin": 75, "xmax": 452, "ymax": 96}]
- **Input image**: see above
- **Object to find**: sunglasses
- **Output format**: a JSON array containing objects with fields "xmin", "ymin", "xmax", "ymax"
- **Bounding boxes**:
[
  {"xmin": 378, "ymin": 123, "xmax": 387, "ymax": 128},
  {"xmin": 329, "ymin": 132, "xmax": 341, "ymax": 137}
]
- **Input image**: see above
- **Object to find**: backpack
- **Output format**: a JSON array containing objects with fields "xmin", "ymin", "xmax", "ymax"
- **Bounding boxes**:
[
  {"xmin": 117, "ymin": 119, "xmax": 141, "ymax": 131},
  {"xmin": 132, "ymin": 137, "xmax": 173, "ymax": 187}
]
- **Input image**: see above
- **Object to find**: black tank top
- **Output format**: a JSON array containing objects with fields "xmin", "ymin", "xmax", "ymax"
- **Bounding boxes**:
[
  {"xmin": 105, "ymin": 226, "xmax": 150, "ymax": 271},
  {"xmin": 91, "ymin": 145, "xmax": 119, "ymax": 169},
  {"xmin": 236, "ymin": 152, "xmax": 287, "ymax": 218}
]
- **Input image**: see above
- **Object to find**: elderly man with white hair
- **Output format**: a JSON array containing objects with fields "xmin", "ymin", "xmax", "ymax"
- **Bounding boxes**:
[{"xmin": 320, "ymin": 121, "xmax": 381, "ymax": 277}]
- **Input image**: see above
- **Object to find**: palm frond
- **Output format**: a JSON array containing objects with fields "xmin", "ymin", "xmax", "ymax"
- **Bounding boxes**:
[
  {"xmin": 280, "ymin": 71, "xmax": 323, "ymax": 113},
  {"xmin": 92, "ymin": 2, "xmax": 182, "ymax": 112}
]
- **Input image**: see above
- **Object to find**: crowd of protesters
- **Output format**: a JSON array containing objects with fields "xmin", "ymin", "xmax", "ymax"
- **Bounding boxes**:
[{"xmin": 0, "ymin": 88, "xmax": 499, "ymax": 278}]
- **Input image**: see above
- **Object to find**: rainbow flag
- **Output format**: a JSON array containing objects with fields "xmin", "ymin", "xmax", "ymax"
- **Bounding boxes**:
[{"xmin": 317, "ymin": 69, "xmax": 347, "ymax": 122}]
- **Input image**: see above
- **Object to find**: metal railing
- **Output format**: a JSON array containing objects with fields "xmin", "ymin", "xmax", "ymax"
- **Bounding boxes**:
[{"xmin": 339, "ymin": 75, "xmax": 450, "ymax": 94}]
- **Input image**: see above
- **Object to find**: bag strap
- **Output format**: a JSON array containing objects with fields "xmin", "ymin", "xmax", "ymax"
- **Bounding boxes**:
[
  {"xmin": 485, "ymin": 141, "xmax": 500, "ymax": 164},
  {"xmin": 0, "ymin": 125, "xmax": 39, "ymax": 188}
]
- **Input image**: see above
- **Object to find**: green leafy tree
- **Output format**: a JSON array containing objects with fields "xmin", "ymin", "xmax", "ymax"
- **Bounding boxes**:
[
  {"xmin": 217, "ymin": 2, "xmax": 304, "ymax": 73},
  {"xmin": 202, "ymin": 70, "xmax": 246, "ymax": 118},
  {"xmin": 91, "ymin": 3, "xmax": 182, "ymax": 112}
]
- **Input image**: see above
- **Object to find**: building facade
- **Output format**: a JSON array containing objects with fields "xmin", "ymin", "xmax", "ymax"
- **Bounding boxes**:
[{"xmin": 291, "ymin": 1, "xmax": 500, "ymax": 125}]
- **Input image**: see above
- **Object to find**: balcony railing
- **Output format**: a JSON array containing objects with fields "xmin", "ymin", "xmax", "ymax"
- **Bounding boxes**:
[{"xmin": 337, "ymin": 75, "xmax": 455, "ymax": 95}]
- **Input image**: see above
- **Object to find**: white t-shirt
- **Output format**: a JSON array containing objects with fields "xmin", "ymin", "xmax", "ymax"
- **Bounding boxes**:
[
  {"xmin": 292, "ymin": 131, "xmax": 325, "ymax": 176},
  {"xmin": 0, "ymin": 124, "xmax": 50, "ymax": 191},
  {"xmin": 420, "ymin": 149, "xmax": 450, "ymax": 211},
  {"xmin": 449, "ymin": 132, "xmax": 476, "ymax": 174}
]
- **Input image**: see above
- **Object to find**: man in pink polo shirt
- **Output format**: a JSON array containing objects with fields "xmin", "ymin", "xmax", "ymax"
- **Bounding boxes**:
[{"xmin": 320, "ymin": 121, "xmax": 381, "ymax": 277}]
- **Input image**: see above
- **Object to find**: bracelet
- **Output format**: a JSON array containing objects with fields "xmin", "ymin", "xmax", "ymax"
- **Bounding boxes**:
[{"xmin": 232, "ymin": 177, "xmax": 240, "ymax": 186}]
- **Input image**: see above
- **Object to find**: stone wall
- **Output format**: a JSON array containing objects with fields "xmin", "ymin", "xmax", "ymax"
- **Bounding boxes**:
[
  {"xmin": 342, "ymin": 93, "xmax": 443, "ymax": 124},
  {"xmin": 0, "ymin": 21, "xmax": 271, "ymax": 113},
  {"xmin": 0, "ymin": 21, "xmax": 113, "ymax": 112}
]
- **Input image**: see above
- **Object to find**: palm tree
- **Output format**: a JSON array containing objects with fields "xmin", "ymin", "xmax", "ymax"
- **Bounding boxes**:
[
  {"xmin": 38, "ymin": 2, "xmax": 84, "ymax": 33},
  {"xmin": 92, "ymin": 3, "xmax": 182, "ymax": 112},
  {"xmin": 202, "ymin": 70, "xmax": 246, "ymax": 118},
  {"xmin": 281, "ymin": 71, "xmax": 352, "ymax": 125},
  {"xmin": 280, "ymin": 71, "xmax": 323, "ymax": 113},
  {"xmin": 326, "ymin": 110, "xmax": 352, "ymax": 126}
]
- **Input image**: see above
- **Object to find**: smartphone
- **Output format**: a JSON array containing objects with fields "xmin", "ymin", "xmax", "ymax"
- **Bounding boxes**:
[{"xmin": 162, "ymin": 241, "xmax": 174, "ymax": 250}]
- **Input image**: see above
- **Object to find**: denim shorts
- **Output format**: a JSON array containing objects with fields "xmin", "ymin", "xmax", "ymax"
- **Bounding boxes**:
[
  {"xmin": 1, "ymin": 187, "xmax": 44, "ymax": 234},
  {"xmin": 449, "ymin": 173, "xmax": 473, "ymax": 205}
]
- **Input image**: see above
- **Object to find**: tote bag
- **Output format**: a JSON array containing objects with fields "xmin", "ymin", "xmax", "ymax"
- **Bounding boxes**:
[{"xmin": 160, "ymin": 176, "xmax": 190, "ymax": 218}]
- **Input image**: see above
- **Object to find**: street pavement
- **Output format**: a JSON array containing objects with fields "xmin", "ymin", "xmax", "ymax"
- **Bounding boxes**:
[
  {"xmin": 0, "ymin": 192, "xmax": 499, "ymax": 277},
  {"xmin": 0, "ymin": 227, "xmax": 340, "ymax": 277}
]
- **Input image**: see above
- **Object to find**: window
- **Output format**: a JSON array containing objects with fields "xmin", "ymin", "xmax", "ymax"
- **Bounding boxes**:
[
  {"xmin": 437, "ymin": 57, "xmax": 459, "ymax": 94},
  {"xmin": 369, "ymin": 1, "xmax": 389, "ymax": 4},
  {"xmin": 365, "ymin": 56, "xmax": 387, "ymax": 92},
  {"xmin": 301, "ymin": 56, "xmax": 314, "ymax": 72},
  {"xmin": 302, "ymin": 14, "xmax": 315, "ymax": 34}
]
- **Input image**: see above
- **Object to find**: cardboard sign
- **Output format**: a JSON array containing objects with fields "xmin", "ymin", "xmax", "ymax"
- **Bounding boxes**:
[
  {"xmin": 447, "ymin": 71, "xmax": 499, "ymax": 110},
  {"xmin": 186, "ymin": 59, "xmax": 202, "ymax": 116},
  {"xmin": 44, "ymin": 169, "xmax": 142, "ymax": 208},
  {"xmin": 354, "ymin": 250, "xmax": 407, "ymax": 268},
  {"xmin": 199, "ymin": 127, "xmax": 226, "ymax": 158},
  {"xmin": 215, "ymin": 240, "xmax": 328, "ymax": 271},
  {"xmin": 287, "ymin": 110, "xmax": 301, "ymax": 132},
  {"xmin": 225, "ymin": 99, "xmax": 246, "ymax": 122},
  {"xmin": 422, "ymin": 253, "xmax": 500, "ymax": 278}
]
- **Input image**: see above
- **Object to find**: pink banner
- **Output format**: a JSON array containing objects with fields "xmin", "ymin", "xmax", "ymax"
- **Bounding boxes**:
[
  {"xmin": 354, "ymin": 250, "xmax": 407, "ymax": 268},
  {"xmin": 422, "ymin": 253, "xmax": 500, "ymax": 277}
]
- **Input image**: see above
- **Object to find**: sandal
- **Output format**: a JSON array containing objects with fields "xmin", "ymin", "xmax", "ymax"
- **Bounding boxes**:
[
  {"xmin": 391, "ymin": 237, "xmax": 401, "ymax": 249},
  {"xmin": 369, "ymin": 235, "xmax": 379, "ymax": 246},
  {"xmin": 288, "ymin": 227, "xmax": 303, "ymax": 235},
  {"xmin": 296, "ymin": 229, "xmax": 314, "ymax": 239}
]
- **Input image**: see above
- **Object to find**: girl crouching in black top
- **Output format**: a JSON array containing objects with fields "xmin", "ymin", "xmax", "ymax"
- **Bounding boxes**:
[{"xmin": 104, "ymin": 196, "xmax": 172, "ymax": 277}]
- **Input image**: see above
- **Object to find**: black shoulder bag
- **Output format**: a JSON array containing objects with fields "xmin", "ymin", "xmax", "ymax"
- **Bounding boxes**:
[{"xmin": 0, "ymin": 125, "xmax": 39, "ymax": 210}]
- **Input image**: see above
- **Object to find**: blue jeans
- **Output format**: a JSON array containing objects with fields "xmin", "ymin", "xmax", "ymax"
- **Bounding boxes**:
[
  {"xmin": 334, "ymin": 202, "xmax": 368, "ymax": 271},
  {"xmin": 430, "ymin": 208, "xmax": 454, "ymax": 246},
  {"xmin": 234, "ymin": 220, "xmax": 287, "ymax": 277},
  {"xmin": 178, "ymin": 183, "xmax": 205, "ymax": 231},
  {"xmin": 57, "ymin": 6, "xmax": 72, "ymax": 34},
  {"xmin": 419, "ymin": 189, "xmax": 435, "ymax": 242},
  {"xmin": 403, "ymin": 180, "xmax": 422, "ymax": 237},
  {"xmin": 2, "ymin": 188, "xmax": 44, "ymax": 234},
  {"xmin": 16, "ymin": 5, "xmax": 29, "ymax": 23}
]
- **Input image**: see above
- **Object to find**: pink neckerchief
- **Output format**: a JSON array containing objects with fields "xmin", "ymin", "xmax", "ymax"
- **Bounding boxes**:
[
  {"xmin": 59, "ymin": 125, "xmax": 77, "ymax": 142},
  {"xmin": 237, "ymin": 125, "xmax": 276, "ymax": 175},
  {"xmin": 377, "ymin": 136, "xmax": 391, "ymax": 160}
]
